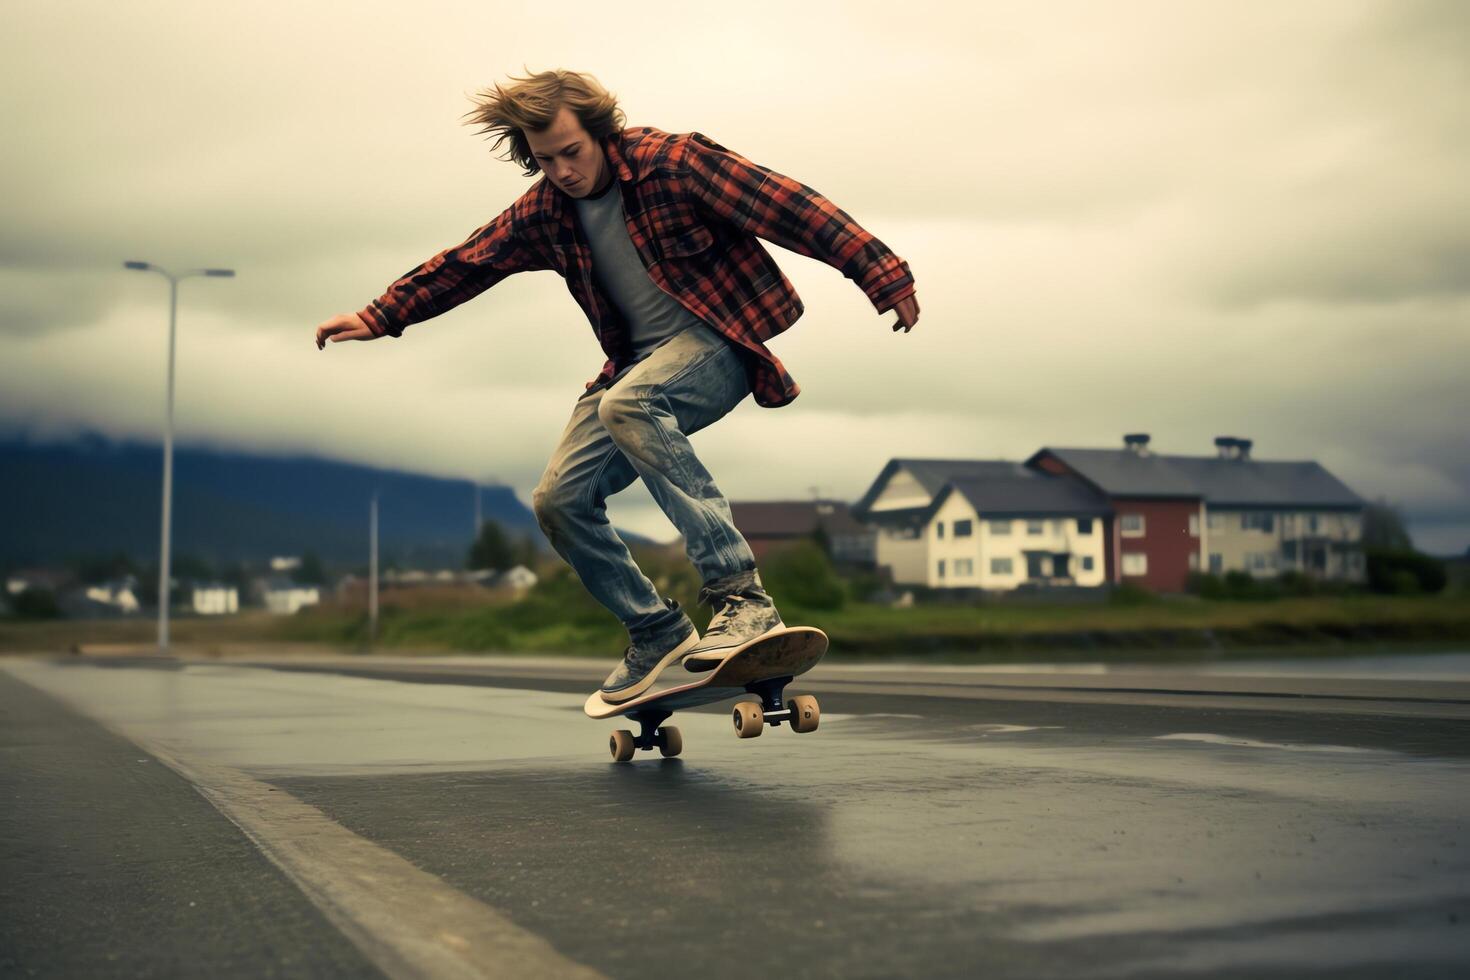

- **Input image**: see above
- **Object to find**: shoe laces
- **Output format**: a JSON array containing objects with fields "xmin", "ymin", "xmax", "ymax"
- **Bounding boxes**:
[{"xmin": 702, "ymin": 594, "xmax": 748, "ymax": 636}]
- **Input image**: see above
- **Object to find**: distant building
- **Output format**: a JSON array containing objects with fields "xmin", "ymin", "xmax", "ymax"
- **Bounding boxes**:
[
  {"xmin": 261, "ymin": 576, "xmax": 320, "ymax": 615},
  {"xmin": 854, "ymin": 437, "xmax": 1366, "ymax": 594},
  {"xmin": 270, "ymin": 556, "xmax": 302, "ymax": 572},
  {"xmin": 495, "ymin": 565, "xmax": 538, "ymax": 591},
  {"xmin": 853, "ymin": 461, "xmax": 1110, "ymax": 590},
  {"xmin": 1030, "ymin": 435, "xmax": 1365, "ymax": 588},
  {"xmin": 729, "ymin": 499, "xmax": 875, "ymax": 565},
  {"xmin": 1028, "ymin": 437, "xmax": 1205, "ymax": 592},
  {"xmin": 85, "ymin": 576, "xmax": 142, "ymax": 615},
  {"xmin": 191, "ymin": 582, "xmax": 239, "ymax": 616},
  {"xmin": 6, "ymin": 567, "xmax": 74, "ymax": 596}
]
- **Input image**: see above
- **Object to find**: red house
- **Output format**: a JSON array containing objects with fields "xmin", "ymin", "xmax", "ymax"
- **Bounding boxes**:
[{"xmin": 1027, "ymin": 435, "xmax": 1204, "ymax": 592}]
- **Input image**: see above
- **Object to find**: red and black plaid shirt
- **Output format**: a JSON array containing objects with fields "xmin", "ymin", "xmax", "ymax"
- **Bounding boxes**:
[{"xmin": 357, "ymin": 126, "xmax": 916, "ymax": 408}]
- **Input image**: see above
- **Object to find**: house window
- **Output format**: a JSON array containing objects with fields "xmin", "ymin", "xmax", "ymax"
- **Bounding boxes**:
[
  {"xmin": 990, "ymin": 557, "xmax": 1013, "ymax": 575},
  {"xmin": 1081, "ymin": 556, "xmax": 1095, "ymax": 571},
  {"xmin": 1241, "ymin": 513, "xmax": 1274, "ymax": 533},
  {"xmin": 954, "ymin": 519, "xmax": 973, "ymax": 537},
  {"xmin": 1121, "ymin": 514, "xmax": 1145, "ymax": 537},
  {"xmin": 936, "ymin": 522, "xmax": 945, "ymax": 538},
  {"xmin": 937, "ymin": 559, "xmax": 945, "ymax": 578},
  {"xmin": 1247, "ymin": 552, "xmax": 1277, "ymax": 573},
  {"xmin": 1308, "ymin": 514, "xmax": 1321, "ymax": 534},
  {"xmin": 1076, "ymin": 518, "xmax": 1094, "ymax": 534},
  {"xmin": 1209, "ymin": 552, "xmax": 1224, "ymax": 573},
  {"xmin": 1188, "ymin": 552, "xmax": 1200, "ymax": 570},
  {"xmin": 1189, "ymin": 514, "xmax": 1200, "ymax": 537},
  {"xmin": 1026, "ymin": 519, "xmax": 1044, "ymax": 535},
  {"xmin": 955, "ymin": 558, "xmax": 974, "ymax": 576},
  {"xmin": 1121, "ymin": 553, "xmax": 1148, "ymax": 576},
  {"xmin": 990, "ymin": 520, "xmax": 1012, "ymax": 535}
]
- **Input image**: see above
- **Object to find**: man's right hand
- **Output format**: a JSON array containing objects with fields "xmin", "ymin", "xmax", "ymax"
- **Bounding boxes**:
[{"xmin": 315, "ymin": 313, "xmax": 378, "ymax": 350}]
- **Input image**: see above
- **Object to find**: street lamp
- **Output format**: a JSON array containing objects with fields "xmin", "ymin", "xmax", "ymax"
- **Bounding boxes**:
[{"xmin": 123, "ymin": 260, "xmax": 235, "ymax": 655}]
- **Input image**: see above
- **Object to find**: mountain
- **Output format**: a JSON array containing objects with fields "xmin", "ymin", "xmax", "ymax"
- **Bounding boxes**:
[{"xmin": 0, "ymin": 430, "xmax": 662, "ymax": 572}]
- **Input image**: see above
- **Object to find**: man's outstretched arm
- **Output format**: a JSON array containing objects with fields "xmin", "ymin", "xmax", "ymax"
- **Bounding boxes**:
[
  {"xmin": 677, "ymin": 131, "xmax": 919, "ymax": 327},
  {"xmin": 356, "ymin": 203, "xmax": 546, "ymax": 339}
]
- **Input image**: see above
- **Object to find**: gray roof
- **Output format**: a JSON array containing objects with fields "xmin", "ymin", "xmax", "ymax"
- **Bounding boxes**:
[
  {"xmin": 1031, "ymin": 448, "xmax": 1200, "ymax": 497},
  {"xmin": 1030, "ymin": 448, "xmax": 1362, "ymax": 507},
  {"xmin": 852, "ymin": 458, "xmax": 1029, "ymax": 517},
  {"xmin": 1165, "ymin": 457, "xmax": 1363, "ymax": 508},
  {"xmin": 934, "ymin": 473, "xmax": 1112, "ymax": 519},
  {"xmin": 731, "ymin": 500, "xmax": 868, "ymax": 536}
]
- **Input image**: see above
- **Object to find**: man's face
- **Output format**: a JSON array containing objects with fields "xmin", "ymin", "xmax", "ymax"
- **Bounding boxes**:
[{"xmin": 525, "ymin": 105, "xmax": 610, "ymax": 198}]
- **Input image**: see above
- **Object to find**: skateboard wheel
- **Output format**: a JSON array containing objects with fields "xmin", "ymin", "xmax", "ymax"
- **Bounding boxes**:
[
  {"xmin": 609, "ymin": 729, "xmax": 636, "ymax": 762},
  {"xmin": 657, "ymin": 726, "xmax": 683, "ymax": 758},
  {"xmin": 732, "ymin": 701, "xmax": 764, "ymax": 739},
  {"xmin": 788, "ymin": 694, "xmax": 820, "ymax": 733}
]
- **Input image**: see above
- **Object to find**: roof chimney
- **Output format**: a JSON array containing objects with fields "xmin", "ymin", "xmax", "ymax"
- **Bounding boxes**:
[
  {"xmin": 1236, "ymin": 438, "xmax": 1252, "ymax": 459},
  {"xmin": 1123, "ymin": 433, "xmax": 1151, "ymax": 456},
  {"xmin": 1214, "ymin": 436, "xmax": 1238, "ymax": 458}
]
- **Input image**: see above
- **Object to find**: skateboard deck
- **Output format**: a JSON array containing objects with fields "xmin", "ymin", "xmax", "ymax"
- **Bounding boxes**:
[{"xmin": 583, "ymin": 625, "xmax": 828, "ymax": 762}]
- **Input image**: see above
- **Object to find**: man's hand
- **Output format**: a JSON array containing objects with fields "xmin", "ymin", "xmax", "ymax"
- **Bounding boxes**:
[
  {"xmin": 315, "ymin": 313, "xmax": 378, "ymax": 350},
  {"xmin": 890, "ymin": 293, "xmax": 920, "ymax": 333}
]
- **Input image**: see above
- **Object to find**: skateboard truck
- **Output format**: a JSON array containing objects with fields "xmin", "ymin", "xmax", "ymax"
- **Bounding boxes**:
[
  {"xmin": 732, "ymin": 675, "xmax": 820, "ymax": 739},
  {"xmin": 608, "ymin": 709, "xmax": 682, "ymax": 762}
]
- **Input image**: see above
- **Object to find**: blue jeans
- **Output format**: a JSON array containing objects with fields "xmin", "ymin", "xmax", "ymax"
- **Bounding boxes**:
[{"xmin": 532, "ymin": 323, "xmax": 759, "ymax": 647}]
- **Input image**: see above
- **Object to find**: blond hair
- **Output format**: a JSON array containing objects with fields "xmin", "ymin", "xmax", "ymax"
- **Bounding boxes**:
[{"xmin": 462, "ymin": 68, "xmax": 626, "ymax": 176}]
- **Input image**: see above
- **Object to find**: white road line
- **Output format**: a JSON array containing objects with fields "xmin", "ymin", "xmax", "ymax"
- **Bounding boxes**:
[{"xmin": 2, "ymin": 664, "xmax": 604, "ymax": 980}]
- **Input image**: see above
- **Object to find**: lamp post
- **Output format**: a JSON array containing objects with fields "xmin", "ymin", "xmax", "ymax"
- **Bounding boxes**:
[{"xmin": 123, "ymin": 260, "xmax": 235, "ymax": 654}]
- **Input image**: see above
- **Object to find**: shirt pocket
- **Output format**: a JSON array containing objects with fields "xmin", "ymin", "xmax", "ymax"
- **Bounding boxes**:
[{"xmin": 642, "ymin": 203, "xmax": 715, "ymax": 259}]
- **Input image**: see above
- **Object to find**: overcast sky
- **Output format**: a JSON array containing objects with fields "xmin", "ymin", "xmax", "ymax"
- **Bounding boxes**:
[{"xmin": 3, "ymin": 0, "xmax": 1467, "ymax": 554}]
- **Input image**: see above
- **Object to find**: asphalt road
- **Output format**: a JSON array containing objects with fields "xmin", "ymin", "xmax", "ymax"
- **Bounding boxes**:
[{"xmin": 2, "ymin": 650, "xmax": 1468, "ymax": 979}]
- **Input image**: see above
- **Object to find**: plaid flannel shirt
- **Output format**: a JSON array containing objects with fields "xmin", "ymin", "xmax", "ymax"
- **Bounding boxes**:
[{"xmin": 356, "ymin": 126, "xmax": 916, "ymax": 408}]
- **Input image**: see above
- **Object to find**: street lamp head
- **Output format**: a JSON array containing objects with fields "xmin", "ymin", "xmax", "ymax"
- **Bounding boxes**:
[
  {"xmin": 204, "ymin": 268, "xmax": 235, "ymax": 277},
  {"xmin": 124, "ymin": 260, "xmax": 151, "ymax": 270}
]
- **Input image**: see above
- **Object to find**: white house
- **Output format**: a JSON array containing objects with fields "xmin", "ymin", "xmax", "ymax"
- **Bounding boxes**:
[
  {"xmin": 191, "ymin": 582, "xmax": 239, "ymax": 616},
  {"xmin": 496, "ymin": 565, "xmax": 538, "ymax": 591},
  {"xmin": 262, "ymin": 576, "xmax": 320, "ymax": 615},
  {"xmin": 85, "ymin": 576, "xmax": 142, "ymax": 615},
  {"xmin": 853, "ymin": 459, "xmax": 1112, "ymax": 591}
]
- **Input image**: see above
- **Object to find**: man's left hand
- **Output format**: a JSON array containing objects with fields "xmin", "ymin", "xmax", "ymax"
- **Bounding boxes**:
[{"xmin": 890, "ymin": 293, "xmax": 920, "ymax": 333}]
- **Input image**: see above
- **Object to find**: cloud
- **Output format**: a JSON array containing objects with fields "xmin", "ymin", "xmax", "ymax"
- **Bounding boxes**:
[{"xmin": 2, "ymin": 0, "xmax": 1466, "ymax": 553}]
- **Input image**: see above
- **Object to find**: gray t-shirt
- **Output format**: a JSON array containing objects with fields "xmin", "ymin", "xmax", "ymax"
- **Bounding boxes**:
[{"xmin": 573, "ymin": 177, "xmax": 705, "ymax": 360}]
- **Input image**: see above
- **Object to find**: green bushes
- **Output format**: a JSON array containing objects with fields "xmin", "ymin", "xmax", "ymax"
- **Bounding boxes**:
[
  {"xmin": 1365, "ymin": 548, "xmax": 1447, "ymax": 594},
  {"xmin": 1108, "ymin": 582, "xmax": 1158, "ymax": 605},
  {"xmin": 762, "ymin": 541, "xmax": 847, "ymax": 611},
  {"xmin": 1188, "ymin": 569, "xmax": 1355, "ymax": 601}
]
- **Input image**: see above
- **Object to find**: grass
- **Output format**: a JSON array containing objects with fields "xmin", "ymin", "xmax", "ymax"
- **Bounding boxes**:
[{"xmin": 5, "ymin": 586, "xmax": 1469, "ymax": 664}]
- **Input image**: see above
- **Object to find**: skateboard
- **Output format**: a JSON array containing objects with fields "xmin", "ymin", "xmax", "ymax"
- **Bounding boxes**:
[{"xmin": 583, "ymin": 626, "xmax": 828, "ymax": 762}]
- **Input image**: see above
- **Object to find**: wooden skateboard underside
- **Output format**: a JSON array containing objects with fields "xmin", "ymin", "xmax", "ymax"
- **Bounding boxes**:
[{"xmin": 583, "ymin": 626, "xmax": 828, "ymax": 720}]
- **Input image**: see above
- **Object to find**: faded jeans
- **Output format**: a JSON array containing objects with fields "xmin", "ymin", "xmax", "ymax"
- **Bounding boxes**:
[{"xmin": 531, "ymin": 323, "xmax": 759, "ymax": 647}]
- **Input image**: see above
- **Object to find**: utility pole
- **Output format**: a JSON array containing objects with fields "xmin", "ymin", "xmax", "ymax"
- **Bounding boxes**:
[{"xmin": 369, "ymin": 489, "xmax": 379, "ymax": 649}]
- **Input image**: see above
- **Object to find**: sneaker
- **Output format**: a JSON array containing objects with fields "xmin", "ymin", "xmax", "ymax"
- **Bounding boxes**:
[
  {"xmin": 599, "ymin": 602, "xmax": 700, "ymax": 703},
  {"xmin": 683, "ymin": 570, "xmax": 784, "ymax": 673}
]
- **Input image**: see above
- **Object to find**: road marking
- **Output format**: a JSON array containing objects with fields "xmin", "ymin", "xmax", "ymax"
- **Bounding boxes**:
[
  {"xmin": 1, "ymin": 664, "xmax": 604, "ymax": 980},
  {"xmin": 1155, "ymin": 732, "xmax": 1377, "ymax": 754}
]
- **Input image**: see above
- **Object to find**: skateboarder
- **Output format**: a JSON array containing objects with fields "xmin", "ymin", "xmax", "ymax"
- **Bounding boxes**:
[{"xmin": 314, "ymin": 69, "xmax": 920, "ymax": 703}]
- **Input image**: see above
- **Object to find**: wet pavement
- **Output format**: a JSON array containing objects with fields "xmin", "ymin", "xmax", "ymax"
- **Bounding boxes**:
[{"xmin": 2, "ymin": 652, "xmax": 1468, "ymax": 978}]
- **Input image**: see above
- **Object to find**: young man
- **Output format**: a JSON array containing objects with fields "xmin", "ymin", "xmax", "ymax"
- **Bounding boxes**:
[{"xmin": 314, "ymin": 69, "xmax": 920, "ymax": 703}]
